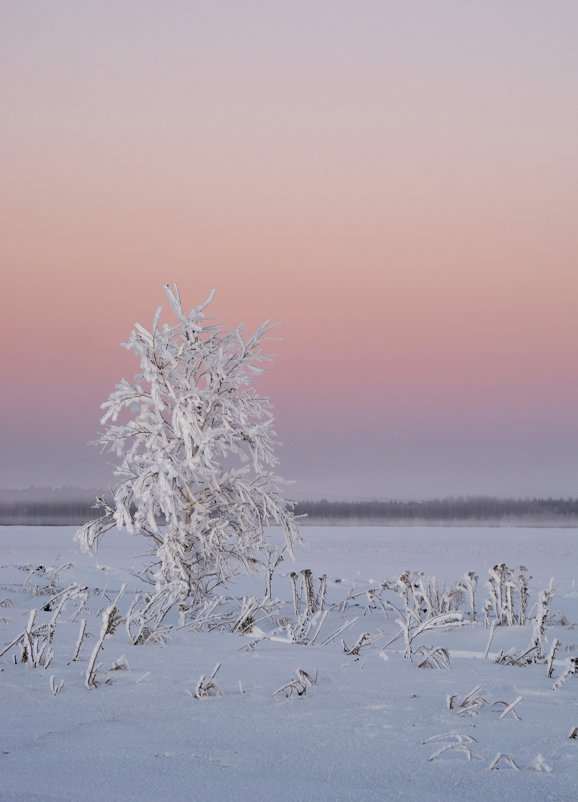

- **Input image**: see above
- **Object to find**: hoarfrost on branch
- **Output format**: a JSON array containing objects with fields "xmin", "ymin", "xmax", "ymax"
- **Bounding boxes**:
[{"xmin": 76, "ymin": 284, "xmax": 299, "ymax": 627}]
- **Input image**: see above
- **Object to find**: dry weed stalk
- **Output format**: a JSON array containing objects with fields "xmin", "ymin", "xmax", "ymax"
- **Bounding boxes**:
[
  {"xmin": 546, "ymin": 639, "xmax": 560, "ymax": 678},
  {"xmin": 531, "ymin": 579, "xmax": 555, "ymax": 661},
  {"xmin": 415, "ymin": 645, "xmax": 451, "ymax": 670},
  {"xmin": 391, "ymin": 605, "xmax": 463, "ymax": 661},
  {"xmin": 273, "ymin": 668, "xmax": 317, "ymax": 698},
  {"xmin": 485, "ymin": 564, "xmax": 529, "ymax": 626},
  {"xmin": 495, "ymin": 646, "xmax": 536, "ymax": 666},
  {"xmin": 552, "ymin": 657, "xmax": 578, "ymax": 691},
  {"xmin": 190, "ymin": 663, "xmax": 222, "ymax": 699},
  {"xmin": 0, "ymin": 609, "xmax": 54, "ymax": 668},
  {"xmin": 49, "ymin": 675, "xmax": 65, "ymax": 695},
  {"xmin": 492, "ymin": 696, "xmax": 523, "ymax": 720},
  {"xmin": 447, "ymin": 684, "xmax": 487, "ymax": 716},
  {"xmin": 489, "ymin": 753, "xmax": 519, "ymax": 771},
  {"xmin": 126, "ymin": 592, "xmax": 172, "ymax": 645},
  {"xmin": 85, "ymin": 584, "xmax": 126, "ymax": 689},
  {"xmin": 71, "ymin": 619, "xmax": 88, "ymax": 662},
  {"xmin": 289, "ymin": 570, "xmax": 327, "ymax": 616},
  {"xmin": 342, "ymin": 632, "xmax": 371, "ymax": 656},
  {"xmin": 424, "ymin": 733, "xmax": 485, "ymax": 762}
]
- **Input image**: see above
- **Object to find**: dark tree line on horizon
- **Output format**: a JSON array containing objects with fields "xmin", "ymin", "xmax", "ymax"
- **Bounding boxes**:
[
  {"xmin": 294, "ymin": 497, "xmax": 578, "ymax": 524},
  {"xmin": 0, "ymin": 490, "xmax": 577, "ymax": 526}
]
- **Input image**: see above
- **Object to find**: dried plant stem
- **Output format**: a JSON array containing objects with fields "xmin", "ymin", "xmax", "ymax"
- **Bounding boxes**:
[
  {"xmin": 85, "ymin": 585, "xmax": 126, "ymax": 689},
  {"xmin": 72, "ymin": 619, "xmax": 87, "ymax": 662}
]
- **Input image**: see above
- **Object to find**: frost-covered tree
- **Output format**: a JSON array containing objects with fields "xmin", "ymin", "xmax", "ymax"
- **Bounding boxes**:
[{"xmin": 76, "ymin": 284, "xmax": 299, "ymax": 628}]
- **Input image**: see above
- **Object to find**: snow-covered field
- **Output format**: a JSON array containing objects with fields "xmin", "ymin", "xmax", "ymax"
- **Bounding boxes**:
[{"xmin": 1, "ymin": 524, "xmax": 576, "ymax": 801}]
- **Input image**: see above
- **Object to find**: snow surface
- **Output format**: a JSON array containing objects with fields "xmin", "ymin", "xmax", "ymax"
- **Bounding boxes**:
[{"xmin": 1, "ymin": 525, "xmax": 576, "ymax": 801}]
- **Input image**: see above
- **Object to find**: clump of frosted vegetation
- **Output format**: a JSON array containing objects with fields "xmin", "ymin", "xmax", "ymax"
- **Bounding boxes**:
[{"xmin": 76, "ymin": 284, "xmax": 299, "ymax": 638}]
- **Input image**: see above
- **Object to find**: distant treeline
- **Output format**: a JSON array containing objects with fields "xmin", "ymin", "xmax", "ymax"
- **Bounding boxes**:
[
  {"xmin": 0, "ymin": 488, "xmax": 106, "ymax": 526},
  {"xmin": 0, "ymin": 488, "xmax": 577, "ymax": 526},
  {"xmin": 294, "ymin": 497, "xmax": 578, "ymax": 525}
]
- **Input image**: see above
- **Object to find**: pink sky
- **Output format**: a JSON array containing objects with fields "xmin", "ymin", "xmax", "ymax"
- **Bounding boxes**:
[{"xmin": 1, "ymin": 1, "xmax": 577, "ymax": 499}]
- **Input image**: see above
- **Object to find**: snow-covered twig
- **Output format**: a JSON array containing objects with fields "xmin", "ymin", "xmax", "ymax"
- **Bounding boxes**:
[{"xmin": 85, "ymin": 584, "xmax": 126, "ymax": 689}]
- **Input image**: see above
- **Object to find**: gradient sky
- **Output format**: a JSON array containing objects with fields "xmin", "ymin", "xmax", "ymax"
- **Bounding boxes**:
[{"xmin": 1, "ymin": 1, "xmax": 577, "ymax": 500}]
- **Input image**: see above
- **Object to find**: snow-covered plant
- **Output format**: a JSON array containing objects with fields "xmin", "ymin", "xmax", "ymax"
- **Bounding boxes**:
[
  {"xmin": 489, "ymin": 753, "xmax": 519, "ymax": 771},
  {"xmin": 484, "ymin": 563, "xmax": 530, "ymax": 626},
  {"xmin": 530, "ymin": 578, "xmax": 555, "ymax": 661},
  {"xmin": 552, "ymin": 656, "xmax": 578, "ymax": 691},
  {"xmin": 387, "ymin": 603, "xmax": 462, "ymax": 661},
  {"xmin": 71, "ymin": 619, "xmax": 87, "ymax": 661},
  {"xmin": 49, "ymin": 675, "xmax": 65, "ymax": 695},
  {"xmin": 395, "ymin": 570, "xmax": 420, "ymax": 618},
  {"xmin": 230, "ymin": 594, "xmax": 282, "ymax": 635},
  {"xmin": 289, "ymin": 569, "xmax": 327, "ymax": 616},
  {"xmin": 424, "ymin": 733, "xmax": 485, "ymax": 762},
  {"xmin": 284, "ymin": 611, "xmax": 316, "ymax": 644},
  {"xmin": 492, "ymin": 696, "xmax": 523, "ymax": 720},
  {"xmin": 342, "ymin": 632, "xmax": 371, "ymax": 656},
  {"xmin": 494, "ymin": 646, "xmax": 536, "ymax": 666},
  {"xmin": 416, "ymin": 575, "xmax": 464, "ymax": 619},
  {"xmin": 46, "ymin": 583, "xmax": 88, "ymax": 626},
  {"xmin": 546, "ymin": 638, "xmax": 560, "ymax": 678},
  {"xmin": 189, "ymin": 663, "xmax": 222, "ymax": 699},
  {"xmin": 85, "ymin": 585, "xmax": 125, "ymax": 689},
  {"xmin": 457, "ymin": 571, "xmax": 478, "ymax": 621},
  {"xmin": 0, "ymin": 606, "xmax": 63, "ymax": 669},
  {"xmin": 76, "ymin": 285, "xmax": 299, "ymax": 630},
  {"xmin": 20, "ymin": 610, "xmax": 53, "ymax": 668},
  {"xmin": 273, "ymin": 668, "xmax": 317, "ymax": 698},
  {"xmin": 415, "ymin": 645, "xmax": 451, "ymax": 669},
  {"xmin": 447, "ymin": 684, "xmax": 487, "ymax": 716},
  {"xmin": 125, "ymin": 593, "xmax": 173, "ymax": 645},
  {"xmin": 517, "ymin": 565, "xmax": 528, "ymax": 625}
]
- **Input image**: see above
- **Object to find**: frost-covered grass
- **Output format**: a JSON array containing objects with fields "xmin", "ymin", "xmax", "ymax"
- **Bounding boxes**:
[{"xmin": 1, "ymin": 525, "xmax": 577, "ymax": 801}]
